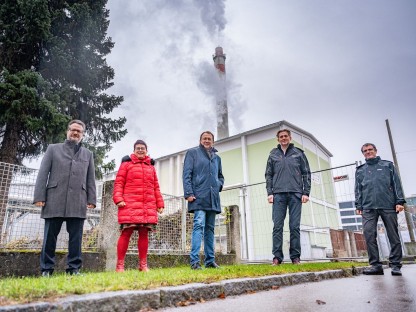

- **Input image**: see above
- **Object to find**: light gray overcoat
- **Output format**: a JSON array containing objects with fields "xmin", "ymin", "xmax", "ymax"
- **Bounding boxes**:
[{"xmin": 33, "ymin": 140, "xmax": 97, "ymax": 219}]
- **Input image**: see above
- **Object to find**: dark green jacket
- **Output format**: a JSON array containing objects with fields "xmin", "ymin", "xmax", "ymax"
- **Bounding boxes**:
[
  {"xmin": 265, "ymin": 143, "xmax": 311, "ymax": 196},
  {"xmin": 355, "ymin": 156, "xmax": 405, "ymax": 210}
]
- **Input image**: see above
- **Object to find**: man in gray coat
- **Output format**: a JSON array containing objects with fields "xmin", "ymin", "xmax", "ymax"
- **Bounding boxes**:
[{"xmin": 34, "ymin": 120, "xmax": 96, "ymax": 276}]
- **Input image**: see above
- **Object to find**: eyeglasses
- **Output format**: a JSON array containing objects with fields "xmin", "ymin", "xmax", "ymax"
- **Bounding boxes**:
[
  {"xmin": 362, "ymin": 148, "xmax": 374, "ymax": 153},
  {"xmin": 68, "ymin": 128, "xmax": 83, "ymax": 134},
  {"xmin": 135, "ymin": 147, "xmax": 146, "ymax": 151}
]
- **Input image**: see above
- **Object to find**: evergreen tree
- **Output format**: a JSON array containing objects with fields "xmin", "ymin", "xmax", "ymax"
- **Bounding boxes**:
[{"xmin": 0, "ymin": 0, "xmax": 126, "ymax": 177}]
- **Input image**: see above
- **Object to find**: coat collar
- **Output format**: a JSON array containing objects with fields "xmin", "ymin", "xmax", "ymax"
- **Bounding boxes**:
[
  {"xmin": 365, "ymin": 156, "xmax": 381, "ymax": 165},
  {"xmin": 198, "ymin": 144, "xmax": 218, "ymax": 159},
  {"xmin": 64, "ymin": 139, "xmax": 81, "ymax": 147},
  {"xmin": 277, "ymin": 143, "xmax": 294, "ymax": 152}
]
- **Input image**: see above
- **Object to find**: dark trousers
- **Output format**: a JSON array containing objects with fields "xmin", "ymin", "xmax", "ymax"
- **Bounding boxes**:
[
  {"xmin": 362, "ymin": 209, "xmax": 402, "ymax": 268},
  {"xmin": 40, "ymin": 218, "xmax": 85, "ymax": 273},
  {"xmin": 272, "ymin": 193, "xmax": 302, "ymax": 261}
]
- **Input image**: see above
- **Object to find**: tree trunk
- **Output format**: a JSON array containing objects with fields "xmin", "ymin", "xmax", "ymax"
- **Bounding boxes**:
[
  {"xmin": 0, "ymin": 124, "xmax": 20, "ymax": 244},
  {"xmin": 0, "ymin": 122, "xmax": 20, "ymax": 164}
]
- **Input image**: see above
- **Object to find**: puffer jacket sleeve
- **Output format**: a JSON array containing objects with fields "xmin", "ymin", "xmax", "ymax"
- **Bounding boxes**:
[
  {"xmin": 153, "ymin": 168, "xmax": 164, "ymax": 208},
  {"xmin": 113, "ymin": 162, "xmax": 129, "ymax": 205},
  {"xmin": 182, "ymin": 149, "xmax": 195, "ymax": 199}
]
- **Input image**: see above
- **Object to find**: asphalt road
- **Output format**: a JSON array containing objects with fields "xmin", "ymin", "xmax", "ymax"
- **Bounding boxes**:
[{"xmin": 160, "ymin": 264, "xmax": 416, "ymax": 312}]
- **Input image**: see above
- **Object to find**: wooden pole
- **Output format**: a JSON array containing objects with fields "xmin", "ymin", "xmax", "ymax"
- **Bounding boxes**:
[{"xmin": 385, "ymin": 119, "xmax": 415, "ymax": 242}]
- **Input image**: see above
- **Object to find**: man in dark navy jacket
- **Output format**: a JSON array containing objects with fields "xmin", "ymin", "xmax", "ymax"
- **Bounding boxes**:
[
  {"xmin": 183, "ymin": 131, "xmax": 224, "ymax": 270},
  {"xmin": 265, "ymin": 129, "xmax": 311, "ymax": 265},
  {"xmin": 355, "ymin": 143, "xmax": 405, "ymax": 276}
]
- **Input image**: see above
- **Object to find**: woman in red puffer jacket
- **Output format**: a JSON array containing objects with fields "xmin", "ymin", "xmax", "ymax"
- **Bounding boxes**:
[{"xmin": 113, "ymin": 139, "xmax": 164, "ymax": 272}]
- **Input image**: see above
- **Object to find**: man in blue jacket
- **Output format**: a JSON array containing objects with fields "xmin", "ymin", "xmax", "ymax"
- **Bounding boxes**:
[
  {"xmin": 355, "ymin": 143, "xmax": 405, "ymax": 276},
  {"xmin": 265, "ymin": 129, "xmax": 311, "ymax": 265},
  {"xmin": 183, "ymin": 131, "xmax": 224, "ymax": 270}
]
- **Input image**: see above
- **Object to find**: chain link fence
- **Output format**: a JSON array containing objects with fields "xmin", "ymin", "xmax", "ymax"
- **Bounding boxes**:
[
  {"xmin": 219, "ymin": 163, "xmax": 416, "ymax": 262},
  {"xmin": 1, "ymin": 161, "xmax": 415, "ymax": 262},
  {"xmin": 0, "ymin": 162, "xmax": 101, "ymax": 251},
  {"xmin": 0, "ymin": 162, "xmax": 231, "ymax": 255}
]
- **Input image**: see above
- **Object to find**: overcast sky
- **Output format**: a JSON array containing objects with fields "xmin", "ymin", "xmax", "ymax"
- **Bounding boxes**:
[{"xmin": 33, "ymin": 1, "xmax": 416, "ymax": 195}]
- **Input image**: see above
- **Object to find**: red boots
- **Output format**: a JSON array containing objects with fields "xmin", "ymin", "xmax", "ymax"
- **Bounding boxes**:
[
  {"xmin": 116, "ymin": 260, "xmax": 124, "ymax": 272},
  {"xmin": 116, "ymin": 259, "xmax": 149, "ymax": 272},
  {"xmin": 139, "ymin": 258, "xmax": 149, "ymax": 272}
]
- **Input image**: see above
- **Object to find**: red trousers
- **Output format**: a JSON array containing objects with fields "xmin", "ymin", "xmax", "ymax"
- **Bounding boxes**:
[{"xmin": 117, "ymin": 227, "xmax": 149, "ymax": 261}]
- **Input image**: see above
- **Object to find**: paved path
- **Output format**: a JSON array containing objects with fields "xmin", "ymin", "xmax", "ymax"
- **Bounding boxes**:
[{"xmin": 161, "ymin": 265, "xmax": 416, "ymax": 312}]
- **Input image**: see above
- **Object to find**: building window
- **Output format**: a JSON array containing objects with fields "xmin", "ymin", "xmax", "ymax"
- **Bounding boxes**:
[
  {"xmin": 339, "ymin": 201, "xmax": 355, "ymax": 209},
  {"xmin": 340, "ymin": 210, "xmax": 356, "ymax": 216},
  {"xmin": 341, "ymin": 218, "xmax": 358, "ymax": 224}
]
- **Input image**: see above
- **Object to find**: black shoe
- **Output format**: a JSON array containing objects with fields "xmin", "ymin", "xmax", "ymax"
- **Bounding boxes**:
[
  {"xmin": 41, "ymin": 271, "xmax": 52, "ymax": 277},
  {"xmin": 272, "ymin": 257, "xmax": 282, "ymax": 266},
  {"xmin": 205, "ymin": 262, "xmax": 220, "ymax": 269},
  {"xmin": 66, "ymin": 270, "xmax": 82, "ymax": 276},
  {"xmin": 191, "ymin": 263, "xmax": 202, "ymax": 270},
  {"xmin": 391, "ymin": 267, "xmax": 402, "ymax": 276},
  {"xmin": 363, "ymin": 266, "xmax": 384, "ymax": 275}
]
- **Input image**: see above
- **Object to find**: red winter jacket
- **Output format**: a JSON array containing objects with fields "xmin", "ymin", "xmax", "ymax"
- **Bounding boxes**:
[{"xmin": 113, "ymin": 154, "xmax": 164, "ymax": 224}]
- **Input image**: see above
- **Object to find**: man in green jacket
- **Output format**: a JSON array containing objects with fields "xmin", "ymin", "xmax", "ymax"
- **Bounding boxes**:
[{"xmin": 355, "ymin": 143, "xmax": 405, "ymax": 276}]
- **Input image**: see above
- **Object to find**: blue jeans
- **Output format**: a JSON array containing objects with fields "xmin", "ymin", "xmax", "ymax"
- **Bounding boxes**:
[
  {"xmin": 272, "ymin": 193, "xmax": 302, "ymax": 261},
  {"xmin": 190, "ymin": 210, "xmax": 216, "ymax": 266}
]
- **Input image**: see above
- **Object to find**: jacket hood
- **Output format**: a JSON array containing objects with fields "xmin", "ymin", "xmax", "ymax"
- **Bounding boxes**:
[{"xmin": 130, "ymin": 153, "xmax": 152, "ymax": 165}]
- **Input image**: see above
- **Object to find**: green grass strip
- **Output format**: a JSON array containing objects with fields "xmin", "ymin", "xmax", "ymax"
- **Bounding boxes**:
[{"xmin": 0, "ymin": 262, "xmax": 365, "ymax": 306}]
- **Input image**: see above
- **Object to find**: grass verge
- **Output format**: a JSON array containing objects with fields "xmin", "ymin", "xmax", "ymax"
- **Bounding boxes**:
[{"xmin": 0, "ymin": 262, "xmax": 365, "ymax": 306}]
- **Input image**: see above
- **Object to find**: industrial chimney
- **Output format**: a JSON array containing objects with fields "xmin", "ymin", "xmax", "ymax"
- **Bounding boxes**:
[{"xmin": 213, "ymin": 47, "xmax": 229, "ymax": 140}]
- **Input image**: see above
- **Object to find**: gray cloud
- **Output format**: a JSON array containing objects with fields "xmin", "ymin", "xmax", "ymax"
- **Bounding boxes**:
[{"xmin": 76, "ymin": 1, "xmax": 416, "ymax": 195}]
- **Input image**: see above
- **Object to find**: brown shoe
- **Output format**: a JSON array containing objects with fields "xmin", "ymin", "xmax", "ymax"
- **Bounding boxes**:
[
  {"xmin": 292, "ymin": 258, "xmax": 300, "ymax": 265},
  {"xmin": 272, "ymin": 257, "xmax": 282, "ymax": 265}
]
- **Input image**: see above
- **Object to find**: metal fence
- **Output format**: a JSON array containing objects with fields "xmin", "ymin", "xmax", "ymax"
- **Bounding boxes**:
[
  {"xmin": 0, "ymin": 162, "xmax": 101, "ymax": 251},
  {"xmin": 0, "ymin": 162, "xmax": 231, "ymax": 255},
  {"xmin": 219, "ymin": 162, "xmax": 416, "ymax": 262},
  {"xmin": 1, "ymin": 161, "xmax": 415, "ymax": 262}
]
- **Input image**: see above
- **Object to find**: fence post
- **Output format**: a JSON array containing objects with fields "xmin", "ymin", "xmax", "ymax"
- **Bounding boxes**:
[
  {"xmin": 348, "ymin": 231, "xmax": 358, "ymax": 257},
  {"xmin": 98, "ymin": 180, "xmax": 119, "ymax": 271},
  {"xmin": 344, "ymin": 230, "xmax": 352, "ymax": 257},
  {"xmin": 226, "ymin": 205, "xmax": 241, "ymax": 263},
  {"xmin": 181, "ymin": 197, "xmax": 187, "ymax": 253}
]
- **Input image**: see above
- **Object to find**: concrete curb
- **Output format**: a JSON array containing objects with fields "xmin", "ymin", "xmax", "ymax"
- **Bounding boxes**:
[{"xmin": 0, "ymin": 267, "xmax": 365, "ymax": 312}]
